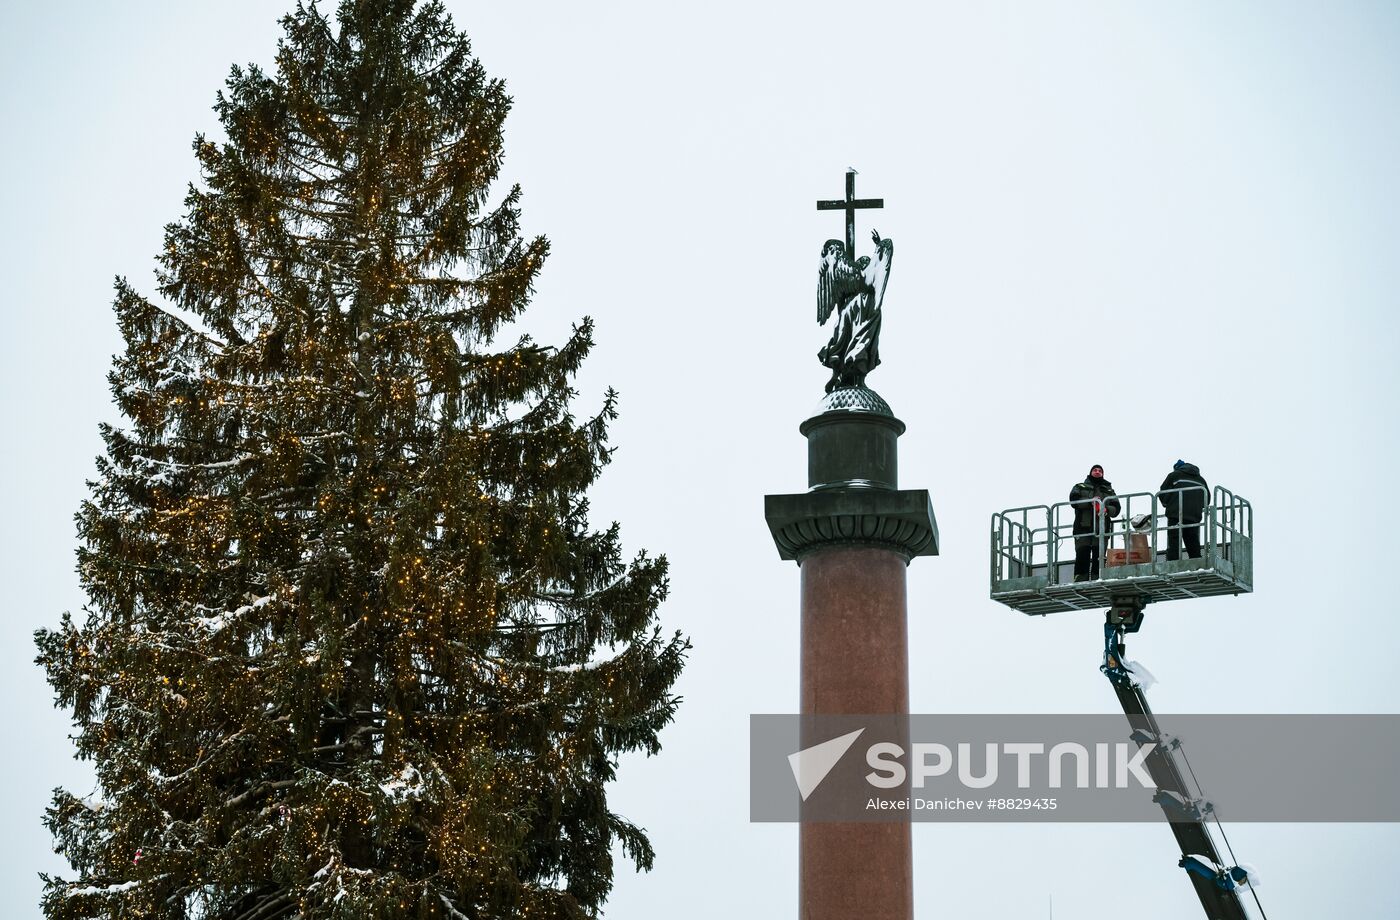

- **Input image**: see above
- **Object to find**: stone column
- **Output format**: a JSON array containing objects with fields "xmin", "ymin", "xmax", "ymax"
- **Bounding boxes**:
[{"xmin": 765, "ymin": 387, "xmax": 938, "ymax": 920}]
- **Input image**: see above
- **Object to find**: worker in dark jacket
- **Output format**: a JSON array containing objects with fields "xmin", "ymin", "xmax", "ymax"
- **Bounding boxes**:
[
  {"xmin": 1159, "ymin": 459, "xmax": 1209, "ymax": 560},
  {"xmin": 1069, "ymin": 464, "xmax": 1120, "ymax": 581}
]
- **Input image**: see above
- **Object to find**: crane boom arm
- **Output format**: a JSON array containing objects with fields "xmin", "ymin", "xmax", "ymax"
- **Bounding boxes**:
[{"xmin": 1102, "ymin": 600, "xmax": 1255, "ymax": 920}]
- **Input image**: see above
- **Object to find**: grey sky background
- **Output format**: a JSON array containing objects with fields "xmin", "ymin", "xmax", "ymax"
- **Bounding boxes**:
[{"xmin": 3, "ymin": 1, "xmax": 1398, "ymax": 917}]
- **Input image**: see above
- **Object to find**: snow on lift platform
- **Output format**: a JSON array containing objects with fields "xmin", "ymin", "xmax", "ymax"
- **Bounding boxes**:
[{"xmin": 989, "ymin": 485, "xmax": 1253, "ymax": 615}]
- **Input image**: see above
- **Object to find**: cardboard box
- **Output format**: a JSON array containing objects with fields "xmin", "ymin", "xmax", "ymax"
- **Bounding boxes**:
[{"xmin": 1106, "ymin": 533, "xmax": 1152, "ymax": 567}]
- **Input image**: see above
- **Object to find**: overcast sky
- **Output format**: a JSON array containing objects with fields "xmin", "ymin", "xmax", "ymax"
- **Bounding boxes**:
[{"xmin": 4, "ymin": 1, "xmax": 1399, "ymax": 917}]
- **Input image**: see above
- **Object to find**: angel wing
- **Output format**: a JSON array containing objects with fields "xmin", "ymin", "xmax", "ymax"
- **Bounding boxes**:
[{"xmin": 817, "ymin": 242, "xmax": 865, "ymax": 326}]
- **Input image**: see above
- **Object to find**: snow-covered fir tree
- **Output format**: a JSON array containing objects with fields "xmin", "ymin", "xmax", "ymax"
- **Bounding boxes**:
[{"xmin": 35, "ymin": 2, "xmax": 687, "ymax": 918}]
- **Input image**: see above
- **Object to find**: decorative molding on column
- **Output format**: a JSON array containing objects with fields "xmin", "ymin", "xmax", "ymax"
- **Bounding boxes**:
[{"xmin": 765, "ymin": 488, "xmax": 939, "ymax": 563}]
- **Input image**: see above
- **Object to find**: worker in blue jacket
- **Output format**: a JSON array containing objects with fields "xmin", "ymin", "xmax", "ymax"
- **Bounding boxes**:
[
  {"xmin": 1159, "ymin": 459, "xmax": 1209, "ymax": 560},
  {"xmin": 1070, "ymin": 464, "xmax": 1120, "ymax": 581}
]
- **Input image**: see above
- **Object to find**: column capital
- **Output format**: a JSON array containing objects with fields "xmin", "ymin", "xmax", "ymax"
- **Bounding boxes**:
[{"xmin": 764, "ymin": 488, "xmax": 939, "ymax": 563}]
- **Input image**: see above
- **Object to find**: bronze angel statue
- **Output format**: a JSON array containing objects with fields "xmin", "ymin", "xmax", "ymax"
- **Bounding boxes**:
[{"xmin": 817, "ymin": 229, "xmax": 893, "ymax": 393}]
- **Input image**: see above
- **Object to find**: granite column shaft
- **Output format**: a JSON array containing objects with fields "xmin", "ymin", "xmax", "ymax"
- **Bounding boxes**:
[
  {"xmin": 800, "ymin": 545, "xmax": 911, "ymax": 920},
  {"xmin": 765, "ymin": 389, "xmax": 938, "ymax": 920}
]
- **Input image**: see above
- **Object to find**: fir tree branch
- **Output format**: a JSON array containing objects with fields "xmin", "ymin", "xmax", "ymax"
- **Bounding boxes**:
[
  {"xmin": 225, "ymin": 779, "xmax": 297, "ymax": 809},
  {"xmin": 228, "ymin": 891, "xmax": 293, "ymax": 920}
]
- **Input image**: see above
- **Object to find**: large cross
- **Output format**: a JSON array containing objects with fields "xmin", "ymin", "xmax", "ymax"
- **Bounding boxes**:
[{"xmin": 816, "ymin": 168, "xmax": 883, "ymax": 258}]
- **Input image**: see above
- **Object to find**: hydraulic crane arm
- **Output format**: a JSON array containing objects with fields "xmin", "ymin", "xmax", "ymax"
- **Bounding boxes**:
[{"xmin": 1101, "ymin": 595, "xmax": 1257, "ymax": 920}]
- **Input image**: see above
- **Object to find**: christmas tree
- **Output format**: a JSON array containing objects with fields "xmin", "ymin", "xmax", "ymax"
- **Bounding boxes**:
[{"xmin": 34, "ymin": 2, "xmax": 687, "ymax": 918}]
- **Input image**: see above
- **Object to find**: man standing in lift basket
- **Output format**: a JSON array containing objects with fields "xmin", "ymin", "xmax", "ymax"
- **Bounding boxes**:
[
  {"xmin": 1070, "ymin": 464, "xmax": 1120, "ymax": 581},
  {"xmin": 1159, "ymin": 459, "xmax": 1209, "ymax": 560}
]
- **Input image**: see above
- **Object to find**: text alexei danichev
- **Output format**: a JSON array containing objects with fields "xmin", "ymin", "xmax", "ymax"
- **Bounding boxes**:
[{"xmin": 867, "ymin": 797, "xmax": 1059, "ymax": 811}]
